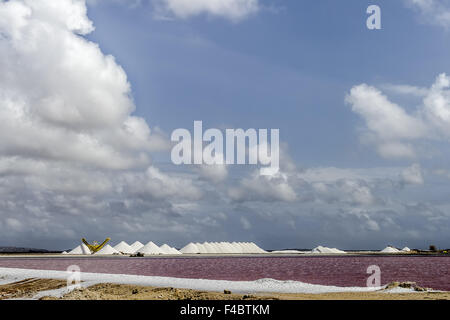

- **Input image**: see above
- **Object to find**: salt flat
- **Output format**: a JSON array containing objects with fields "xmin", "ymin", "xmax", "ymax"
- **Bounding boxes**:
[{"xmin": 0, "ymin": 267, "xmax": 383, "ymax": 298}]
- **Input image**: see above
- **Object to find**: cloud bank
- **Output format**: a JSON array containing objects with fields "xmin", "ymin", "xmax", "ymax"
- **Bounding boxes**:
[{"xmin": 347, "ymin": 74, "xmax": 450, "ymax": 160}]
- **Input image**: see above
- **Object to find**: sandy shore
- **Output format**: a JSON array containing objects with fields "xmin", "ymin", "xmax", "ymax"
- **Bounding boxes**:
[{"xmin": 1, "ymin": 279, "xmax": 449, "ymax": 300}]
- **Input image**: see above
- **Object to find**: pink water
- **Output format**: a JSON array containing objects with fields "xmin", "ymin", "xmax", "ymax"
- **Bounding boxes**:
[{"xmin": 0, "ymin": 255, "xmax": 449, "ymax": 290}]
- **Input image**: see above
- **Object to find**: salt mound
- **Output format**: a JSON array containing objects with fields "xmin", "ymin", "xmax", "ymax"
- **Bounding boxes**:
[
  {"xmin": 231, "ymin": 242, "xmax": 244, "ymax": 254},
  {"xmin": 311, "ymin": 246, "xmax": 346, "ymax": 254},
  {"xmin": 203, "ymin": 242, "xmax": 217, "ymax": 254},
  {"xmin": 170, "ymin": 247, "xmax": 182, "ymax": 255},
  {"xmin": 210, "ymin": 242, "xmax": 224, "ymax": 253},
  {"xmin": 138, "ymin": 241, "xmax": 164, "ymax": 255},
  {"xmin": 68, "ymin": 243, "xmax": 91, "ymax": 255},
  {"xmin": 211, "ymin": 242, "xmax": 223, "ymax": 253},
  {"xmin": 220, "ymin": 242, "xmax": 234, "ymax": 253},
  {"xmin": 249, "ymin": 242, "xmax": 266, "ymax": 253},
  {"xmin": 114, "ymin": 241, "xmax": 134, "ymax": 254},
  {"xmin": 195, "ymin": 243, "xmax": 208, "ymax": 254},
  {"xmin": 61, "ymin": 251, "xmax": 68, "ymax": 255},
  {"xmin": 130, "ymin": 241, "xmax": 144, "ymax": 253},
  {"xmin": 401, "ymin": 247, "xmax": 411, "ymax": 252},
  {"xmin": 178, "ymin": 241, "xmax": 266, "ymax": 254},
  {"xmin": 243, "ymin": 242, "xmax": 260, "ymax": 254},
  {"xmin": 381, "ymin": 246, "xmax": 400, "ymax": 253},
  {"xmin": 81, "ymin": 243, "xmax": 92, "ymax": 254},
  {"xmin": 94, "ymin": 244, "xmax": 120, "ymax": 255},
  {"xmin": 240, "ymin": 242, "xmax": 251, "ymax": 253},
  {"xmin": 160, "ymin": 244, "xmax": 180, "ymax": 255},
  {"xmin": 180, "ymin": 242, "xmax": 200, "ymax": 254},
  {"xmin": 239, "ymin": 242, "xmax": 251, "ymax": 253},
  {"xmin": 239, "ymin": 242, "xmax": 266, "ymax": 254},
  {"xmin": 271, "ymin": 250, "xmax": 304, "ymax": 254},
  {"xmin": 159, "ymin": 244, "xmax": 171, "ymax": 254}
]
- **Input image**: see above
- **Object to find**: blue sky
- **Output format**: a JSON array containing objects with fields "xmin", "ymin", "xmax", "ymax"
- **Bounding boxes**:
[
  {"xmin": 1, "ymin": 0, "xmax": 450, "ymax": 250},
  {"xmin": 86, "ymin": 0, "xmax": 450, "ymax": 167}
]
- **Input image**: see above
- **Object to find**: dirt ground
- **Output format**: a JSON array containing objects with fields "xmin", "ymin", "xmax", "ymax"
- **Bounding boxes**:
[
  {"xmin": 0, "ymin": 278, "xmax": 66, "ymax": 300},
  {"xmin": 43, "ymin": 283, "xmax": 450, "ymax": 300},
  {"xmin": 0, "ymin": 279, "xmax": 447, "ymax": 300}
]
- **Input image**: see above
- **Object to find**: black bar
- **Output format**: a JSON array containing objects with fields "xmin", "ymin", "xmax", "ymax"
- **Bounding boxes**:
[{"xmin": 2, "ymin": 300, "xmax": 448, "ymax": 319}]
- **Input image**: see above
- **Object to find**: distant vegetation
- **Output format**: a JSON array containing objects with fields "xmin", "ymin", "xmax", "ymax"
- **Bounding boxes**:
[{"xmin": 0, "ymin": 247, "xmax": 55, "ymax": 253}]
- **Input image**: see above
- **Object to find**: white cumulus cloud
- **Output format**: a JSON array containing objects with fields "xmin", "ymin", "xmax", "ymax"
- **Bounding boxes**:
[
  {"xmin": 152, "ymin": 0, "xmax": 259, "ymax": 21},
  {"xmin": 0, "ymin": 0, "xmax": 168, "ymax": 171},
  {"xmin": 347, "ymin": 74, "xmax": 450, "ymax": 160},
  {"xmin": 346, "ymin": 83, "xmax": 427, "ymax": 159}
]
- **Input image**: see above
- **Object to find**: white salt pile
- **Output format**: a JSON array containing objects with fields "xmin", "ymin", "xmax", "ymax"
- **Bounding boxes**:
[
  {"xmin": 220, "ymin": 242, "xmax": 234, "ymax": 253},
  {"xmin": 66, "ymin": 240, "xmax": 267, "ymax": 256},
  {"xmin": 159, "ymin": 244, "xmax": 173, "ymax": 254},
  {"xmin": 159, "ymin": 244, "xmax": 182, "ymax": 255},
  {"xmin": 67, "ymin": 243, "xmax": 91, "ymax": 255},
  {"xmin": 0, "ymin": 268, "xmax": 386, "ymax": 296},
  {"xmin": 138, "ymin": 241, "xmax": 164, "ymax": 255},
  {"xmin": 240, "ymin": 244, "xmax": 248, "ymax": 252},
  {"xmin": 231, "ymin": 242, "xmax": 244, "ymax": 254},
  {"xmin": 81, "ymin": 243, "xmax": 91, "ymax": 254},
  {"xmin": 169, "ymin": 247, "xmax": 182, "ymax": 255},
  {"xmin": 180, "ymin": 241, "xmax": 266, "ymax": 254},
  {"xmin": 61, "ymin": 251, "xmax": 68, "ymax": 255},
  {"xmin": 94, "ymin": 244, "xmax": 120, "ymax": 255},
  {"xmin": 114, "ymin": 241, "xmax": 134, "ymax": 254},
  {"xmin": 247, "ymin": 242, "xmax": 267, "ymax": 253},
  {"xmin": 381, "ymin": 246, "xmax": 400, "ymax": 253},
  {"xmin": 270, "ymin": 250, "xmax": 305, "ymax": 254},
  {"xmin": 401, "ymin": 247, "xmax": 411, "ymax": 252},
  {"xmin": 210, "ymin": 242, "xmax": 224, "ymax": 253},
  {"xmin": 241, "ymin": 243, "xmax": 253, "ymax": 253},
  {"xmin": 130, "ymin": 241, "xmax": 144, "ymax": 253},
  {"xmin": 311, "ymin": 246, "xmax": 346, "ymax": 254},
  {"xmin": 180, "ymin": 242, "xmax": 200, "ymax": 254},
  {"xmin": 195, "ymin": 243, "xmax": 208, "ymax": 254},
  {"xmin": 81, "ymin": 243, "xmax": 92, "ymax": 254},
  {"xmin": 203, "ymin": 242, "xmax": 217, "ymax": 254},
  {"xmin": 237, "ymin": 242, "xmax": 264, "ymax": 254}
]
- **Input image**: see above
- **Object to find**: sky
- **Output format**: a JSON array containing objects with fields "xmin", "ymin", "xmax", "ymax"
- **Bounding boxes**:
[{"xmin": 1, "ymin": 0, "xmax": 450, "ymax": 250}]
